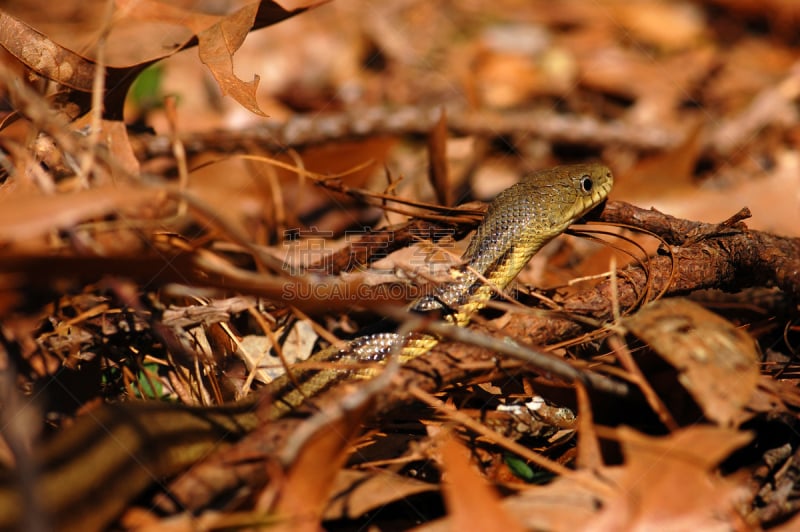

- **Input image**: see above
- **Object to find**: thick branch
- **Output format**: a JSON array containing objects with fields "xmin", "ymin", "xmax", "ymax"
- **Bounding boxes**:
[{"xmin": 136, "ymin": 106, "xmax": 679, "ymax": 159}]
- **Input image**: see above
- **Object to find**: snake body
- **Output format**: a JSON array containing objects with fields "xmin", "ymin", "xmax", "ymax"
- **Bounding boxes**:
[
  {"xmin": 267, "ymin": 163, "xmax": 613, "ymax": 417},
  {"xmin": 0, "ymin": 163, "xmax": 612, "ymax": 531}
]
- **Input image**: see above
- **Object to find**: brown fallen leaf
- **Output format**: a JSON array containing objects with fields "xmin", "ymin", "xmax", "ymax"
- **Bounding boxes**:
[
  {"xmin": 611, "ymin": 0, "xmax": 706, "ymax": 52},
  {"xmin": 0, "ymin": 183, "xmax": 162, "ymax": 245},
  {"xmin": 438, "ymin": 430, "xmax": 525, "ymax": 532},
  {"xmin": 623, "ymin": 298, "xmax": 761, "ymax": 426},
  {"xmin": 196, "ymin": 3, "xmax": 266, "ymax": 117},
  {"xmin": 0, "ymin": 1, "xmax": 325, "ymax": 122},
  {"xmin": 585, "ymin": 426, "xmax": 752, "ymax": 531},
  {"xmin": 489, "ymin": 425, "xmax": 752, "ymax": 531},
  {"xmin": 427, "ymin": 108, "xmax": 452, "ymax": 206},
  {"xmin": 267, "ymin": 389, "xmax": 376, "ymax": 531},
  {"xmin": 117, "ymin": 0, "xmax": 328, "ymax": 117},
  {"xmin": 574, "ymin": 381, "xmax": 604, "ymax": 470},
  {"xmin": 496, "ymin": 469, "xmax": 606, "ymax": 531},
  {"xmin": 324, "ymin": 469, "xmax": 437, "ymax": 520}
]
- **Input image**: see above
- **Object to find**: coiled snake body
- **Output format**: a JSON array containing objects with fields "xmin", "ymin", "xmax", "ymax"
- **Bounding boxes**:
[{"xmin": 0, "ymin": 163, "xmax": 613, "ymax": 531}]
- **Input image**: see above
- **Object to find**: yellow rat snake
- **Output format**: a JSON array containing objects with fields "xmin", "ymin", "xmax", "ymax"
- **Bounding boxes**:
[{"xmin": 0, "ymin": 163, "xmax": 613, "ymax": 531}]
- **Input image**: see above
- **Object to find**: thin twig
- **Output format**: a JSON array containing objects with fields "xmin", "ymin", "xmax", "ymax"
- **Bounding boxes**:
[{"xmin": 378, "ymin": 305, "xmax": 628, "ymax": 396}]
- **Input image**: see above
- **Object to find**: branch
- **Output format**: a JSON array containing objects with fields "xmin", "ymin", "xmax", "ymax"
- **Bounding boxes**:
[{"xmin": 136, "ymin": 106, "xmax": 680, "ymax": 159}]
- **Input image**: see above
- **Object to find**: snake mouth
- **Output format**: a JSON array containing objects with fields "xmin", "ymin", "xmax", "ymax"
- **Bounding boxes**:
[{"xmin": 579, "ymin": 195, "xmax": 610, "ymax": 223}]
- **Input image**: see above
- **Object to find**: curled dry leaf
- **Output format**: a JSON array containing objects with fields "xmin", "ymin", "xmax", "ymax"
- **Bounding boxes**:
[
  {"xmin": 623, "ymin": 298, "xmax": 761, "ymax": 426},
  {"xmin": 0, "ymin": 1, "xmax": 325, "ymax": 122},
  {"xmin": 118, "ymin": 0, "xmax": 262, "ymax": 116},
  {"xmin": 0, "ymin": 12, "xmax": 99, "ymax": 92},
  {"xmin": 196, "ymin": 3, "xmax": 265, "ymax": 117},
  {"xmin": 115, "ymin": 0, "xmax": 328, "ymax": 117},
  {"xmin": 427, "ymin": 108, "xmax": 451, "ymax": 206}
]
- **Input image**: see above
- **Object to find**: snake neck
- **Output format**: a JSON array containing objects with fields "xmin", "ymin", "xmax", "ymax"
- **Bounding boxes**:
[
  {"xmin": 409, "ymin": 238, "xmax": 538, "ymax": 327},
  {"xmin": 409, "ymin": 268, "xmax": 490, "ymax": 327}
]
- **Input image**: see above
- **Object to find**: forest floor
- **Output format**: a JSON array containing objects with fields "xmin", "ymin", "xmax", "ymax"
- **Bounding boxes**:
[{"xmin": 0, "ymin": 1, "xmax": 798, "ymax": 530}]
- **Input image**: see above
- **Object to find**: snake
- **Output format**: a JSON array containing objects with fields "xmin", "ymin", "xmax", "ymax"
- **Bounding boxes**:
[{"xmin": 0, "ymin": 163, "xmax": 613, "ymax": 531}]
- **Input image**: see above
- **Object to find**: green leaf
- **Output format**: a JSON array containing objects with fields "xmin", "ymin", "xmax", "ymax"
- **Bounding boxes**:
[
  {"xmin": 133, "ymin": 362, "xmax": 165, "ymax": 399},
  {"xmin": 129, "ymin": 64, "xmax": 165, "ymax": 111},
  {"xmin": 503, "ymin": 452, "xmax": 554, "ymax": 484}
]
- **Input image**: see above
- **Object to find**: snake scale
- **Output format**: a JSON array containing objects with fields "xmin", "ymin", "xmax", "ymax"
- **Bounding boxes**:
[{"xmin": 0, "ymin": 163, "xmax": 613, "ymax": 531}]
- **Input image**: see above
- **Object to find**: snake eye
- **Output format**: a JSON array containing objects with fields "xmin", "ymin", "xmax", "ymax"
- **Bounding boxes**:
[{"xmin": 580, "ymin": 175, "xmax": 593, "ymax": 193}]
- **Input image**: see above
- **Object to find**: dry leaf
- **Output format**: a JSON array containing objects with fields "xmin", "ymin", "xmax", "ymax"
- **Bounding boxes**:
[
  {"xmin": 0, "ymin": 184, "xmax": 161, "ymax": 244},
  {"xmin": 270, "ymin": 398, "xmax": 374, "ymax": 531},
  {"xmin": 612, "ymin": 0, "xmax": 706, "ymax": 52},
  {"xmin": 0, "ymin": 11, "xmax": 99, "ymax": 92},
  {"xmin": 496, "ymin": 426, "xmax": 752, "ymax": 531},
  {"xmin": 439, "ymin": 430, "xmax": 525, "ymax": 532},
  {"xmin": 324, "ymin": 469, "xmax": 437, "ymax": 520},
  {"xmin": 574, "ymin": 382, "xmax": 603, "ymax": 470},
  {"xmin": 624, "ymin": 298, "xmax": 761, "ymax": 426},
  {"xmin": 427, "ymin": 108, "xmax": 451, "ymax": 206},
  {"xmin": 197, "ymin": 3, "xmax": 265, "ymax": 116},
  {"xmin": 585, "ymin": 426, "xmax": 752, "ymax": 531},
  {"xmin": 492, "ymin": 470, "xmax": 608, "ymax": 531}
]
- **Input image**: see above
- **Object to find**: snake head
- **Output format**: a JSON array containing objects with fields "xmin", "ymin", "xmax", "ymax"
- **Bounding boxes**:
[
  {"xmin": 462, "ymin": 163, "xmax": 613, "ymax": 283},
  {"xmin": 521, "ymin": 163, "xmax": 614, "ymax": 228}
]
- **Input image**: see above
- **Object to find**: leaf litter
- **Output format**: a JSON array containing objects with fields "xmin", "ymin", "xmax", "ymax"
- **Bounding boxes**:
[{"xmin": 0, "ymin": 0, "xmax": 798, "ymax": 530}]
